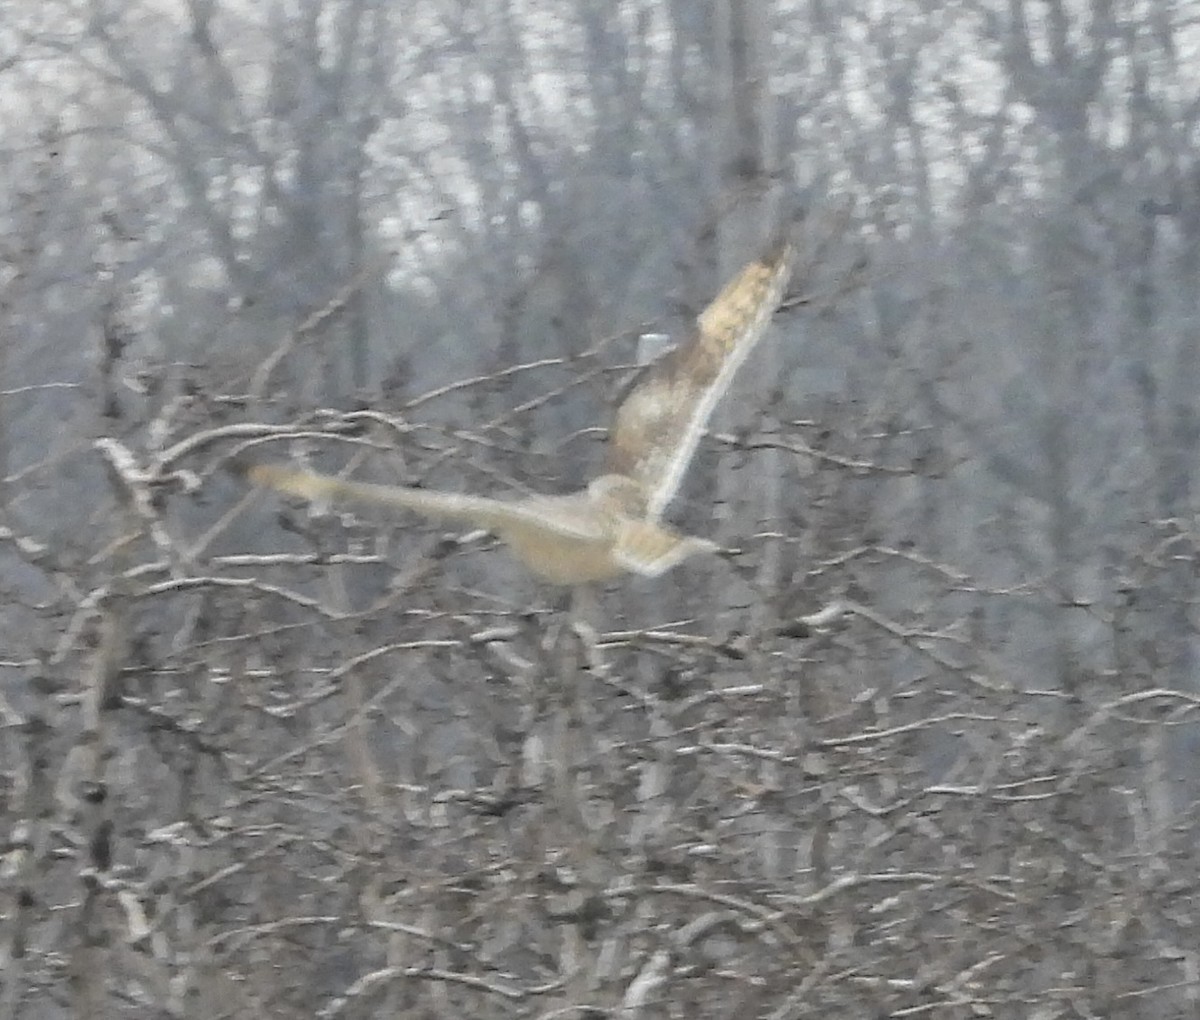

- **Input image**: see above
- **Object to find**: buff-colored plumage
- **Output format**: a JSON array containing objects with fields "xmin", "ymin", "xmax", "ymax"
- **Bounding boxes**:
[
  {"xmin": 607, "ymin": 237, "xmax": 794, "ymax": 517},
  {"xmin": 246, "ymin": 236, "xmax": 794, "ymax": 584}
]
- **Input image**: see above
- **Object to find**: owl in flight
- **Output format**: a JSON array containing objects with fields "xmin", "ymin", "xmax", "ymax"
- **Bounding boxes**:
[{"xmin": 246, "ymin": 236, "xmax": 795, "ymax": 585}]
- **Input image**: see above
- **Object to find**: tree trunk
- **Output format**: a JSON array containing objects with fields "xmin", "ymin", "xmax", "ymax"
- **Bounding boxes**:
[{"xmin": 712, "ymin": 0, "xmax": 786, "ymax": 612}]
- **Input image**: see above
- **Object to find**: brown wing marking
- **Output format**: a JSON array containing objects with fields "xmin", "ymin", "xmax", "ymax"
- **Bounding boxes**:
[{"xmin": 606, "ymin": 237, "xmax": 794, "ymax": 517}]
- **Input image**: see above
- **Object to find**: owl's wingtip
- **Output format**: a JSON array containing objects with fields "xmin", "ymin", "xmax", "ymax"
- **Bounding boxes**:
[
  {"xmin": 229, "ymin": 457, "xmax": 299, "ymax": 492},
  {"xmin": 227, "ymin": 452, "xmax": 263, "ymax": 482}
]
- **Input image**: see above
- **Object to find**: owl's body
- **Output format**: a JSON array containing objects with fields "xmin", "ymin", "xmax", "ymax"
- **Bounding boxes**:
[{"xmin": 246, "ymin": 234, "xmax": 795, "ymax": 584}]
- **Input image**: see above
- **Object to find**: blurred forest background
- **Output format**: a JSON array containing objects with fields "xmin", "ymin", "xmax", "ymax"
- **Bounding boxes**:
[{"xmin": 2, "ymin": 0, "xmax": 1200, "ymax": 1016}]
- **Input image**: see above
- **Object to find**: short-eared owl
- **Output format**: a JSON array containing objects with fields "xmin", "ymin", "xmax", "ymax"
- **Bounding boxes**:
[{"xmin": 246, "ymin": 236, "xmax": 794, "ymax": 584}]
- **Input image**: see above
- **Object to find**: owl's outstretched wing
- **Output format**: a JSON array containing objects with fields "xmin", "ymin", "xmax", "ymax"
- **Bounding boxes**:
[
  {"xmin": 605, "ymin": 236, "xmax": 794, "ymax": 518},
  {"xmin": 243, "ymin": 463, "xmax": 719, "ymax": 583},
  {"xmin": 244, "ymin": 463, "xmax": 604, "ymax": 541}
]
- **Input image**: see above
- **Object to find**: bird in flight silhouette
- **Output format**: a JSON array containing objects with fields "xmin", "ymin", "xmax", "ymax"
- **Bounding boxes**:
[{"xmin": 246, "ymin": 235, "xmax": 795, "ymax": 584}]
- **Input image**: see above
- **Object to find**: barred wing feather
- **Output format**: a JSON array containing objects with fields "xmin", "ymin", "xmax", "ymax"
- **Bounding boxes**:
[{"xmin": 605, "ymin": 238, "xmax": 794, "ymax": 518}]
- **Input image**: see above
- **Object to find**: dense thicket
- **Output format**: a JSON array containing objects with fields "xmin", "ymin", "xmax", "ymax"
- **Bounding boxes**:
[{"xmin": 2, "ymin": 2, "xmax": 1198, "ymax": 1016}]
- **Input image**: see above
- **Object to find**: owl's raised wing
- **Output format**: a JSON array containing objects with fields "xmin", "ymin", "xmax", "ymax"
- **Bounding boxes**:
[{"xmin": 605, "ymin": 237, "xmax": 794, "ymax": 518}]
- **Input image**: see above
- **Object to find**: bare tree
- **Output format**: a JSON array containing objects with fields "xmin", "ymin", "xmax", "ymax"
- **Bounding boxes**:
[{"xmin": 2, "ymin": 1, "xmax": 1200, "ymax": 1016}]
